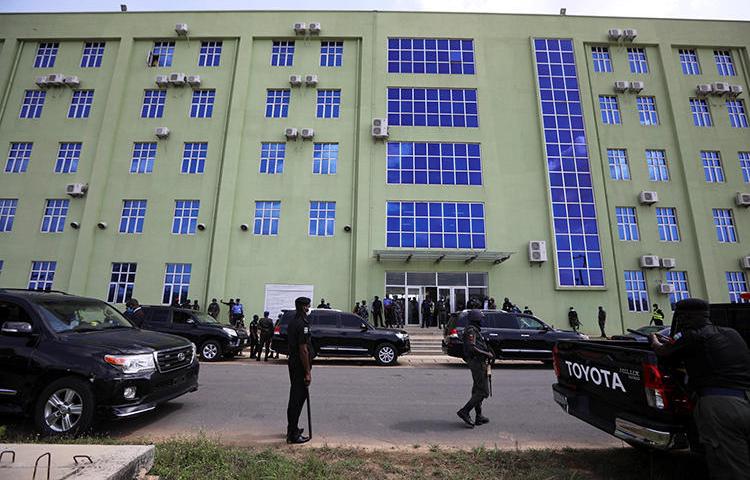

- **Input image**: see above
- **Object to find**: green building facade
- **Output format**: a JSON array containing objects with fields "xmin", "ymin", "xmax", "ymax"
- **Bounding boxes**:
[{"xmin": 0, "ymin": 10, "xmax": 748, "ymax": 334}]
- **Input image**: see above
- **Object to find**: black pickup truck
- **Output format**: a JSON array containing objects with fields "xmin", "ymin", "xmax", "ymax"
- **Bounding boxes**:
[{"xmin": 552, "ymin": 303, "xmax": 750, "ymax": 451}]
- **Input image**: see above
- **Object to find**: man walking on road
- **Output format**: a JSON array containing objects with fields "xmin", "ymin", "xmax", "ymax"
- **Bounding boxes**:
[
  {"xmin": 286, "ymin": 297, "xmax": 313, "ymax": 444},
  {"xmin": 457, "ymin": 310, "xmax": 494, "ymax": 428},
  {"xmin": 597, "ymin": 306, "xmax": 607, "ymax": 338},
  {"xmin": 372, "ymin": 296, "xmax": 383, "ymax": 328},
  {"xmin": 258, "ymin": 311, "xmax": 274, "ymax": 361}
]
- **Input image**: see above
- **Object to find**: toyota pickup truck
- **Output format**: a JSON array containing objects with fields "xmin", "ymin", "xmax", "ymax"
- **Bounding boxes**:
[{"xmin": 551, "ymin": 303, "xmax": 750, "ymax": 451}]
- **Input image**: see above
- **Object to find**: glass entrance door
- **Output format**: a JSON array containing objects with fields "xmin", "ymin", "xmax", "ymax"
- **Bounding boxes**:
[
  {"xmin": 406, "ymin": 287, "xmax": 421, "ymax": 325},
  {"xmin": 438, "ymin": 287, "xmax": 467, "ymax": 313}
]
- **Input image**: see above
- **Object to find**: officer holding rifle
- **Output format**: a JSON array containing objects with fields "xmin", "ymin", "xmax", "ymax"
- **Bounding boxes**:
[{"xmin": 457, "ymin": 310, "xmax": 494, "ymax": 428}]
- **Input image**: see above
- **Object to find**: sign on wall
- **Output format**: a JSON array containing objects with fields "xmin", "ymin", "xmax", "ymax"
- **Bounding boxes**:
[{"xmin": 264, "ymin": 284, "xmax": 314, "ymax": 319}]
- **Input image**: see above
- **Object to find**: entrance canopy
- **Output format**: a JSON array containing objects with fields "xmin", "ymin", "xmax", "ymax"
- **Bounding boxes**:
[{"xmin": 373, "ymin": 250, "xmax": 513, "ymax": 265}]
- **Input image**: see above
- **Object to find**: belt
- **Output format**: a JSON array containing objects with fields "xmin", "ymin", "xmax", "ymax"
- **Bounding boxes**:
[{"xmin": 698, "ymin": 387, "xmax": 748, "ymax": 399}]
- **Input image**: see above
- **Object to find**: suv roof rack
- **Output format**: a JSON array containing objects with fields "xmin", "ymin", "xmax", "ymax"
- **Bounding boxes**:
[{"xmin": 0, "ymin": 288, "xmax": 70, "ymax": 295}]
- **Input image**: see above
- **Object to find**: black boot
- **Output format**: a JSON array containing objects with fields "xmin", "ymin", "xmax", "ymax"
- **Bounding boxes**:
[
  {"xmin": 456, "ymin": 409, "xmax": 474, "ymax": 428},
  {"xmin": 475, "ymin": 406, "xmax": 489, "ymax": 425}
]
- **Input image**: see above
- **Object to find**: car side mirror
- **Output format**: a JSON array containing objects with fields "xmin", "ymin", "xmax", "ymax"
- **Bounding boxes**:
[
  {"xmin": 1, "ymin": 321, "xmax": 33, "ymax": 336},
  {"xmin": 361, "ymin": 323, "xmax": 368, "ymax": 331}
]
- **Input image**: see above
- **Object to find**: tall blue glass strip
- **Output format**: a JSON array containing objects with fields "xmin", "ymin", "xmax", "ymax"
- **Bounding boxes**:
[{"xmin": 533, "ymin": 38, "xmax": 604, "ymax": 287}]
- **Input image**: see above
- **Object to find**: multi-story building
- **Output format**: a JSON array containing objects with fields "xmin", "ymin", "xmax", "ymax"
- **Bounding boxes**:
[{"xmin": 0, "ymin": 10, "xmax": 748, "ymax": 333}]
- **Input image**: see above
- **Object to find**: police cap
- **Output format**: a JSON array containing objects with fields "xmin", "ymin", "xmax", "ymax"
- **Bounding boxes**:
[
  {"xmin": 467, "ymin": 309, "xmax": 484, "ymax": 326},
  {"xmin": 295, "ymin": 297, "xmax": 311, "ymax": 308}
]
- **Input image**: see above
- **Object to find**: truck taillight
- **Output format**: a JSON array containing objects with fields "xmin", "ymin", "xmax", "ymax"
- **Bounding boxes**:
[
  {"xmin": 274, "ymin": 325, "xmax": 281, "ymax": 335},
  {"xmin": 448, "ymin": 328, "xmax": 459, "ymax": 338},
  {"xmin": 643, "ymin": 362, "xmax": 669, "ymax": 410},
  {"xmin": 552, "ymin": 344, "xmax": 561, "ymax": 377}
]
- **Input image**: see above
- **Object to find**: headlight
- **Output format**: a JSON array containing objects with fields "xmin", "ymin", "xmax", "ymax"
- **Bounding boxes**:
[
  {"xmin": 222, "ymin": 327, "xmax": 238, "ymax": 337},
  {"xmin": 104, "ymin": 354, "xmax": 156, "ymax": 374}
]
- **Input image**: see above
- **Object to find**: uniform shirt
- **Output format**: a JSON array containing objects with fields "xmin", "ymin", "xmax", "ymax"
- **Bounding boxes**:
[
  {"xmin": 372, "ymin": 299, "xmax": 383, "ymax": 312},
  {"xmin": 654, "ymin": 324, "xmax": 750, "ymax": 391},
  {"xmin": 259, "ymin": 316, "xmax": 274, "ymax": 336},
  {"xmin": 287, "ymin": 312, "xmax": 313, "ymax": 365},
  {"xmin": 463, "ymin": 324, "xmax": 490, "ymax": 361}
]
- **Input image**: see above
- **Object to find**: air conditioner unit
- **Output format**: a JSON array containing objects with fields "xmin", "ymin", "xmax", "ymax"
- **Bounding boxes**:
[
  {"xmin": 712, "ymin": 82, "xmax": 730, "ymax": 95},
  {"xmin": 528, "ymin": 240, "xmax": 548, "ymax": 263},
  {"xmin": 372, "ymin": 125, "xmax": 388, "ymax": 138},
  {"xmin": 729, "ymin": 84, "xmax": 743, "ymax": 97},
  {"xmin": 696, "ymin": 84, "xmax": 713, "ymax": 96},
  {"xmin": 155, "ymin": 127, "xmax": 170, "ymax": 138},
  {"xmin": 736, "ymin": 192, "xmax": 750, "ymax": 207},
  {"xmin": 45, "ymin": 73, "xmax": 65, "ymax": 86},
  {"xmin": 293, "ymin": 22, "xmax": 307, "ymax": 34},
  {"xmin": 289, "ymin": 74, "xmax": 302, "ymax": 86},
  {"xmin": 186, "ymin": 75, "xmax": 201, "ymax": 88},
  {"xmin": 372, "ymin": 118, "xmax": 387, "ymax": 128},
  {"xmin": 304, "ymin": 74, "xmax": 318, "ymax": 86},
  {"xmin": 308, "ymin": 22, "xmax": 321, "ymax": 34},
  {"xmin": 63, "ymin": 76, "xmax": 80, "ymax": 88},
  {"xmin": 155, "ymin": 75, "xmax": 170, "ymax": 88},
  {"xmin": 628, "ymin": 81, "xmax": 644, "ymax": 93},
  {"xmin": 608, "ymin": 28, "xmax": 623, "ymax": 40},
  {"xmin": 740, "ymin": 256, "xmax": 750, "ymax": 270},
  {"xmin": 284, "ymin": 127, "xmax": 298, "ymax": 139},
  {"xmin": 640, "ymin": 255, "xmax": 660, "ymax": 268},
  {"xmin": 35, "ymin": 76, "xmax": 48, "ymax": 88},
  {"xmin": 659, "ymin": 283, "xmax": 675, "ymax": 294},
  {"xmin": 168, "ymin": 73, "xmax": 186, "ymax": 86},
  {"xmin": 175, "ymin": 23, "xmax": 189, "ymax": 35},
  {"xmin": 614, "ymin": 81, "xmax": 629, "ymax": 93},
  {"xmin": 660, "ymin": 257, "xmax": 677, "ymax": 269},
  {"xmin": 639, "ymin": 191, "xmax": 659, "ymax": 205},
  {"xmin": 623, "ymin": 28, "xmax": 638, "ymax": 41},
  {"xmin": 65, "ymin": 183, "xmax": 88, "ymax": 198},
  {"xmin": 300, "ymin": 128, "xmax": 315, "ymax": 139}
]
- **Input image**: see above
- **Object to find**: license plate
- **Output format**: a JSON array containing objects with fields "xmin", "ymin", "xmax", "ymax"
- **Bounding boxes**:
[{"xmin": 553, "ymin": 390, "xmax": 568, "ymax": 410}]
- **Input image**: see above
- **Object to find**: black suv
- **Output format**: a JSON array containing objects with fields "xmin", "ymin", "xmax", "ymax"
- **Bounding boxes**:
[
  {"xmin": 442, "ymin": 310, "xmax": 588, "ymax": 364},
  {"xmin": 0, "ymin": 289, "xmax": 199, "ymax": 436},
  {"xmin": 271, "ymin": 309, "xmax": 410, "ymax": 366},
  {"xmin": 139, "ymin": 306, "xmax": 249, "ymax": 361}
]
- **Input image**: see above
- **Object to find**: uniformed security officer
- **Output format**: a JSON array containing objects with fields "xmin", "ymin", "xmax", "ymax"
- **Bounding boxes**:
[
  {"xmin": 207, "ymin": 298, "xmax": 220, "ymax": 319},
  {"xmin": 597, "ymin": 306, "xmax": 607, "ymax": 338},
  {"xmin": 568, "ymin": 306, "xmax": 580, "ymax": 332},
  {"xmin": 649, "ymin": 298, "xmax": 750, "ymax": 480},
  {"xmin": 248, "ymin": 314, "xmax": 260, "ymax": 359},
  {"xmin": 650, "ymin": 303, "xmax": 665, "ymax": 326},
  {"xmin": 457, "ymin": 310, "xmax": 494, "ymax": 428},
  {"xmin": 258, "ymin": 311, "xmax": 274, "ymax": 361},
  {"xmin": 286, "ymin": 296, "xmax": 313, "ymax": 444}
]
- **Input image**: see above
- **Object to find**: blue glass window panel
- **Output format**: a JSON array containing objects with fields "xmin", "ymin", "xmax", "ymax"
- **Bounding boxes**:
[
  {"xmin": 141, "ymin": 90, "xmax": 166, "ymax": 118},
  {"xmin": 20, "ymin": 90, "xmax": 45, "ymax": 119},
  {"xmin": 5, "ymin": 142, "xmax": 33, "ymax": 173},
  {"xmin": 190, "ymin": 90, "xmax": 215, "ymax": 118},
  {"xmin": 130, "ymin": 142, "xmax": 156, "ymax": 174},
  {"xmin": 180, "ymin": 142, "xmax": 207, "ymax": 174},
  {"xmin": 270, "ymin": 41, "xmax": 295, "ymax": 66},
  {"xmin": 171, "ymin": 200, "xmax": 200, "ymax": 235},
  {"xmin": 34, "ymin": 42, "xmax": 59, "ymax": 68},
  {"xmin": 54, "ymin": 143, "xmax": 82, "ymax": 173},
  {"xmin": 714, "ymin": 50, "xmax": 736, "ymax": 77},
  {"xmin": 198, "ymin": 41, "xmax": 222, "ymax": 67},
  {"xmin": 265, "ymin": 89, "xmax": 290, "ymax": 118},
  {"xmin": 68, "ymin": 90, "xmax": 94, "ymax": 118}
]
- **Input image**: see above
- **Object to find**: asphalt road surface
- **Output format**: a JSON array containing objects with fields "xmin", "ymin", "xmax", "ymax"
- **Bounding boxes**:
[{"xmin": 7, "ymin": 361, "xmax": 625, "ymax": 449}]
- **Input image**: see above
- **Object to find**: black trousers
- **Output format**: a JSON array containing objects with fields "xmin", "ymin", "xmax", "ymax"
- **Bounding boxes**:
[
  {"xmin": 372, "ymin": 311, "xmax": 383, "ymax": 327},
  {"xmin": 598, "ymin": 319, "xmax": 606, "ymax": 337},
  {"xmin": 260, "ymin": 334, "xmax": 272, "ymax": 359},
  {"xmin": 286, "ymin": 362, "xmax": 308, "ymax": 438},
  {"xmin": 694, "ymin": 394, "xmax": 750, "ymax": 480},
  {"xmin": 461, "ymin": 358, "xmax": 489, "ymax": 415}
]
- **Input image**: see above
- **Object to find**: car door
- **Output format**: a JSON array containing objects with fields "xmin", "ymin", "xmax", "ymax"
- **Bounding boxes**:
[
  {"xmin": 337, "ymin": 313, "xmax": 370, "ymax": 356},
  {"xmin": 310, "ymin": 311, "xmax": 340, "ymax": 355},
  {"xmin": 484, "ymin": 312, "xmax": 522, "ymax": 358},
  {"xmin": 0, "ymin": 299, "xmax": 39, "ymax": 410},
  {"xmin": 171, "ymin": 310, "xmax": 200, "ymax": 344},
  {"xmin": 141, "ymin": 307, "xmax": 171, "ymax": 334},
  {"xmin": 515, "ymin": 315, "xmax": 552, "ymax": 358}
]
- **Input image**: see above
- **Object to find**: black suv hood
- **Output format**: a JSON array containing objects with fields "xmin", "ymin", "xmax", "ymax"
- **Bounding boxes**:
[{"xmin": 59, "ymin": 328, "xmax": 189, "ymax": 354}]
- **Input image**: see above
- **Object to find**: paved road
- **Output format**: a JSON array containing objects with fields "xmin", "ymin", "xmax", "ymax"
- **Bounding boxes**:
[{"xmin": 81, "ymin": 361, "xmax": 623, "ymax": 449}]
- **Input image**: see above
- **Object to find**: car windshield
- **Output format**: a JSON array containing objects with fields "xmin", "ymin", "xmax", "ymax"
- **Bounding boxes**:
[
  {"xmin": 36, "ymin": 299, "xmax": 133, "ymax": 333},
  {"xmin": 194, "ymin": 312, "xmax": 222, "ymax": 325}
]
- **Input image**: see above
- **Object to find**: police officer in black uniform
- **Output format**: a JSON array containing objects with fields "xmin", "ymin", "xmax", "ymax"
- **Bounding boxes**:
[
  {"xmin": 258, "ymin": 311, "xmax": 274, "ymax": 361},
  {"xmin": 650, "ymin": 298, "xmax": 750, "ymax": 480},
  {"xmin": 286, "ymin": 297, "xmax": 313, "ymax": 444},
  {"xmin": 457, "ymin": 310, "xmax": 494, "ymax": 428}
]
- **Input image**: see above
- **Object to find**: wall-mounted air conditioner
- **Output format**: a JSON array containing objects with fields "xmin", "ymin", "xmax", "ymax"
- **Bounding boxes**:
[
  {"xmin": 285, "ymin": 127, "xmax": 299, "ymax": 139},
  {"xmin": 168, "ymin": 73, "xmax": 186, "ymax": 86},
  {"xmin": 300, "ymin": 128, "xmax": 315, "ymax": 139},
  {"xmin": 65, "ymin": 183, "xmax": 88, "ymax": 198},
  {"xmin": 607, "ymin": 28, "xmax": 623, "ymax": 41},
  {"xmin": 659, "ymin": 284, "xmax": 675, "ymax": 294},
  {"xmin": 639, "ymin": 191, "xmax": 659, "ymax": 205},
  {"xmin": 628, "ymin": 81, "xmax": 644, "ymax": 93},
  {"xmin": 293, "ymin": 22, "xmax": 307, "ymax": 34},
  {"xmin": 528, "ymin": 240, "xmax": 548, "ymax": 263},
  {"xmin": 623, "ymin": 29, "xmax": 638, "ymax": 41},
  {"xmin": 640, "ymin": 255, "xmax": 660, "ymax": 268},
  {"xmin": 155, "ymin": 127, "xmax": 170, "ymax": 138},
  {"xmin": 187, "ymin": 75, "xmax": 201, "ymax": 88},
  {"xmin": 660, "ymin": 258, "xmax": 676, "ymax": 269},
  {"xmin": 175, "ymin": 23, "xmax": 189, "ymax": 35},
  {"xmin": 308, "ymin": 22, "xmax": 321, "ymax": 34},
  {"xmin": 304, "ymin": 74, "xmax": 318, "ymax": 86}
]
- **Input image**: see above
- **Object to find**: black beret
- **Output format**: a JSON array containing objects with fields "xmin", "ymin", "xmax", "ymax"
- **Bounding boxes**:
[
  {"xmin": 295, "ymin": 297, "xmax": 311, "ymax": 307},
  {"xmin": 674, "ymin": 298, "xmax": 709, "ymax": 312}
]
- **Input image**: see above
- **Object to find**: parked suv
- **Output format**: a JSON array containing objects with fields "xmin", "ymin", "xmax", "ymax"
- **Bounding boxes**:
[
  {"xmin": 139, "ymin": 306, "xmax": 249, "ymax": 361},
  {"xmin": 271, "ymin": 309, "xmax": 410, "ymax": 366},
  {"xmin": 0, "ymin": 289, "xmax": 199, "ymax": 436},
  {"xmin": 442, "ymin": 310, "xmax": 588, "ymax": 364}
]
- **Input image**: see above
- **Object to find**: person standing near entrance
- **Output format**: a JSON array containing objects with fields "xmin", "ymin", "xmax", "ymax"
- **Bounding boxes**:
[
  {"xmin": 286, "ymin": 297, "xmax": 313, "ymax": 444},
  {"xmin": 457, "ymin": 310, "xmax": 494, "ymax": 428},
  {"xmin": 597, "ymin": 306, "xmax": 607, "ymax": 338},
  {"xmin": 650, "ymin": 303, "xmax": 665, "ymax": 326},
  {"xmin": 383, "ymin": 295, "xmax": 394, "ymax": 327},
  {"xmin": 371, "ymin": 296, "xmax": 383, "ymax": 328},
  {"xmin": 409, "ymin": 297, "xmax": 419, "ymax": 325},
  {"xmin": 207, "ymin": 298, "xmax": 220, "ymax": 319},
  {"xmin": 421, "ymin": 296, "xmax": 433, "ymax": 328},
  {"xmin": 258, "ymin": 311, "xmax": 274, "ymax": 361},
  {"xmin": 437, "ymin": 297, "xmax": 448, "ymax": 330},
  {"xmin": 568, "ymin": 307, "xmax": 580, "ymax": 333}
]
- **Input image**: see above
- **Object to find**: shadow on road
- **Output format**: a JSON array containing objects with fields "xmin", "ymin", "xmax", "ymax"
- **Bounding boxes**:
[{"xmin": 390, "ymin": 418, "xmax": 469, "ymax": 434}]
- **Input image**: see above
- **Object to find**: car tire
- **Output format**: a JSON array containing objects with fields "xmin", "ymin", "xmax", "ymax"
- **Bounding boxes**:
[
  {"xmin": 375, "ymin": 343, "xmax": 398, "ymax": 366},
  {"xmin": 200, "ymin": 340, "xmax": 222, "ymax": 361},
  {"xmin": 34, "ymin": 377, "xmax": 95, "ymax": 437}
]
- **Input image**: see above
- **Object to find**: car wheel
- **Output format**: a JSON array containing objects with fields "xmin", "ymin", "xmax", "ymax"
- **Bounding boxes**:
[
  {"xmin": 375, "ymin": 343, "xmax": 398, "ymax": 366},
  {"xmin": 200, "ymin": 340, "xmax": 222, "ymax": 361},
  {"xmin": 34, "ymin": 377, "xmax": 95, "ymax": 437}
]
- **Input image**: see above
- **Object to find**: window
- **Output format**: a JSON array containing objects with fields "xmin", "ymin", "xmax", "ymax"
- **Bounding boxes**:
[
  {"xmin": 309, "ymin": 201, "xmax": 336, "ymax": 237},
  {"xmin": 726, "ymin": 272, "xmax": 748, "ymax": 303},
  {"xmin": 171, "ymin": 200, "xmax": 200, "ymax": 235},
  {"xmin": 646, "ymin": 150, "xmax": 669, "ymax": 182},
  {"xmin": 20, "ymin": 90, "xmax": 45, "ymax": 119},
  {"xmin": 34, "ymin": 42, "xmax": 59, "ymax": 68},
  {"xmin": 599, "ymin": 95, "xmax": 621, "ymax": 124},
  {"xmin": 130, "ymin": 142, "xmax": 156, "ymax": 174},
  {"xmin": 679, "ymin": 49, "xmax": 701, "ymax": 75},
  {"xmin": 259, "ymin": 143, "xmax": 285, "ymax": 174},
  {"xmin": 270, "ymin": 41, "xmax": 295, "ymax": 66},
  {"xmin": 534, "ymin": 38, "xmax": 604, "ymax": 287},
  {"xmin": 627, "ymin": 48, "xmax": 649, "ymax": 74},
  {"xmin": 119, "ymin": 200, "xmax": 146, "ymax": 234},
  {"xmin": 141, "ymin": 90, "xmax": 166, "ymax": 118},
  {"xmin": 713, "ymin": 208, "xmax": 737, "ymax": 243},
  {"xmin": 387, "ymin": 142, "xmax": 482, "ymax": 185},
  {"xmin": 740, "ymin": 152, "xmax": 750, "ymax": 183},
  {"xmin": 0, "ymin": 199, "xmax": 18, "ymax": 232},
  {"xmin": 320, "ymin": 41, "xmax": 343, "ymax": 67},
  {"xmin": 607, "ymin": 149, "xmax": 630, "ymax": 180},
  {"xmin": 340, "ymin": 314, "xmax": 363, "ymax": 329},
  {"xmin": 80, "ymin": 41, "xmax": 105, "ymax": 67},
  {"xmin": 636, "ymin": 96, "xmax": 659, "ymax": 126},
  {"xmin": 40, "ymin": 199, "xmax": 69, "ymax": 233},
  {"xmin": 254, "ymin": 201, "xmax": 280, "ymax": 235},
  {"xmin": 108, "ymin": 263, "xmax": 136, "ymax": 303},
  {"xmin": 701, "ymin": 151, "xmax": 725, "ymax": 183},
  {"xmin": 385, "ymin": 201, "xmax": 485, "ymax": 249},
  {"xmin": 666, "ymin": 271, "xmax": 690, "ymax": 306},
  {"xmin": 265, "ymin": 89, "xmax": 290, "ymax": 118},
  {"xmin": 67, "ymin": 90, "xmax": 94, "ymax": 119},
  {"xmin": 625, "ymin": 271, "xmax": 649, "ymax": 312},
  {"xmin": 28, "ymin": 261, "xmax": 56, "ymax": 290},
  {"xmin": 5, "ymin": 142, "xmax": 32, "ymax": 173},
  {"xmin": 316, "ymin": 90, "xmax": 341, "ymax": 118},
  {"xmin": 714, "ymin": 50, "xmax": 736, "ymax": 76},
  {"xmin": 387, "ymin": 38, "xmax": 475, "ymax": 74},
  {"xmin": 198, "ymin": 41, "xmax": 222, "ymax": 67},
  {"xmin": 162, "ymin": 263, "xmax": 191, "ymax": 304},
  {"xmin": 656, "ymin": 207, "xmax": 680, "ymax": 242},
  {"xmin": 616, "ymin": 207, "xmax": 639, "ymax": 241},
  {"xmin": 387, "ymin": 88, "xmax": 479, "ymax": 127},
  {"xmin": 181, "ymin": 142, "xmax": 207, "ymax": 174},
  {"xmin": 312, "ymin": 143, "xmax": 338, "ymax": 175},
  {"xmin": 690, "ymin": 98, "xmax": 712, "ymax": 127},
  {"xmin": 149, "ymin": 41, "xmax": 175, "ymax": 67},
  {"xmin": 727, "ymin": 100, "xmax": 748, "ymax": 128},
  {"xmin": 190, "ymin": 90, "xmax": 215, "ymax": 118},
  {"xmin": 313, "ymin": 312, "xmax": 339, "ymax": 327},
  {"xmin": 591, "ymin": 46, "xmax": 612, "ymax": 73},
  {"xmin": 54, "ymin": 143, "xmax": 82, "ymax": 174}
]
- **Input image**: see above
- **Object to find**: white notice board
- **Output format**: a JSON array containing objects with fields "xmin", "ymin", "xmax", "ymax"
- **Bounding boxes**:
[{"xmin": 264, "ymin": 284, "xmax": 314, "ymax": 319}]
